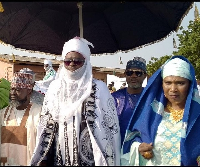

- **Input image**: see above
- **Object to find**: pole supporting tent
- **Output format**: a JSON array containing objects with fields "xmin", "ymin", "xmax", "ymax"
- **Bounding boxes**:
[{"xmin": 77, "ymin": 2, "xmax": 83, "ymax": 38}]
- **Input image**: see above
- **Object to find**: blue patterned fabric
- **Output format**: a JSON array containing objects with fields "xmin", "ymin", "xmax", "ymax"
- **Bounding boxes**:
[
  {"xmin": 112, "ymin": 88, "xmax": 143, "ymax": 145},
  {"xmin": 122, "ymin": 55, "xmax": 200, "ymax": 166}
]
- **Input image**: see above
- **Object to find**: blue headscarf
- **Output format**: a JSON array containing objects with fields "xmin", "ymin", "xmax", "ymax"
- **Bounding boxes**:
[
  {"xmin": 122, "ymin": 55, "xmax": 200, "ymax": 165},
  {"xmin": 126, "ymin": 57, "xmax": 146, "ymax": 72}
]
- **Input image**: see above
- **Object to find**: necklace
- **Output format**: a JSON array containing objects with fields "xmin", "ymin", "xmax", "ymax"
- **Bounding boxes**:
[{"xmin": 166, "ymin": 104, "xmax": 184, "ymax": 123}]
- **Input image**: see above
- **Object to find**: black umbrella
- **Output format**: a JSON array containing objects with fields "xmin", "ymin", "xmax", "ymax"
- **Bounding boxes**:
[{"xmin": 0, "ymin": 2, "xmax": 194, "ymax": 55}]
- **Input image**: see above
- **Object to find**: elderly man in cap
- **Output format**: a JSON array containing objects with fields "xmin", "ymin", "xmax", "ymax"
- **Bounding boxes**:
[
  {"xmin": 112, "ymin": 57, "xmax": 147, "ymax": 147},
  {"xmin": 34, "ymin": 59, "xmax": 56, "ymax": 94},
  {"xmin": 0, "ymin": 68, "xmax": 42, "ymax": 166},
  {"xmin": 30, "ymin": 37, "xmax": 120, "ymax": 166}
]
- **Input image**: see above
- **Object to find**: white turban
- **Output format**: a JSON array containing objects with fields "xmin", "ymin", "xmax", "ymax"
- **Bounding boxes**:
[
  {"xmin": 61, "ymin": 37, "xmax": 94, "ymax": 61},
  {"xmin": 44, "ymin": 59, "xmax": 52, "ymax": 66},
  {"xmin": 161, "ymin": 57, "xmax": 192, "ymax": 81}
]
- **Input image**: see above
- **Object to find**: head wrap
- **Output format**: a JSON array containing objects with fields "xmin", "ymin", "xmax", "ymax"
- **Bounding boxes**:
[
  {"xmin": 44, "ymin": 59, "xmax": 53, "ymax": 71},
  {"xmin": 126, "ymin": 57, "xmax": 146, "ymax": 72},
  {"xmin": 61, "ymin": 36, "xmax": 94, "ymax": 61},
  {"xmin": 161, "ymin": 57, "xmax": 192, "ymax": 81},
  {"xmin": 11, "ymin": 68, "xmax": 35, "ymax": 89},
  {"xmin": 44, "ymin": 59, "xmax": 52, "ymax": 66}
]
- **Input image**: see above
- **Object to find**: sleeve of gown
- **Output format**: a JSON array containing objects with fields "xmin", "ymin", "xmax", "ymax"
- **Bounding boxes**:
[
  {"xmin": 34, "ymin": 70, "xmax": 56, "ymax": 92},
  {"xmin": 30, "ymin": 92, "xmax": 54, "ymax": 165},
  {"xmin": 121, "ymin": 141, "xmax": 140, "ymax": 165},
  {"xmin": 95, "ymin": 79, "xmax": 121, "ymax": 166},
  {"xmin": 35, "ymin": 75, "xmax": 53, "ymax": 88},
  {"xmin": 121, "ymin": 141, "xmax": 149, "ymax": 166},
  {"xmin": 34, "ymin": 79, "xmax": 59, "ymax": 146},
  {"xmin": 35, "ymin": 89, "xmax": 54, "ymax": 144},
  {"xmin": 41, "ymin": 74, "xmax": 56, "ymax": 86}
]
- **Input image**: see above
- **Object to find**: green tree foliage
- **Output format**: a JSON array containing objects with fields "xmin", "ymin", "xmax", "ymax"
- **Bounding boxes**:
[
  {"xmin": 147, "ymin": 55, "xmax": 172, "ymax": 76},
  {"xmin": 146, "ymin": 19, "xmax": 200, "ymax": 79},
  {"xmin": 173, "ymin": 20, "xmax": 200, "ymax": 79}
]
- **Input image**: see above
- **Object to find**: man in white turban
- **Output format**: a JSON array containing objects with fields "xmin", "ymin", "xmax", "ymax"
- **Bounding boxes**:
[
  {"xmin": 30, "ymin": 37, "xmax": 121, "ymax": 166},
  {"xmin": 34, "ymin": 59, "xmax": 56, "ymax": 94}
]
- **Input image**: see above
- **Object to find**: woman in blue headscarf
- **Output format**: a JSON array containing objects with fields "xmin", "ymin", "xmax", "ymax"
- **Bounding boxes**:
[{"xmin": 121, "ymin": 55, "xmax": 200, "ymax": 166}]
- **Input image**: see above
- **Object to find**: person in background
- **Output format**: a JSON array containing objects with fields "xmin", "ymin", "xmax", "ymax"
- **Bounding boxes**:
[
  {"xmin": 0, "ymin": 78, "xmax": 10, "ymax": 109},
  {"xmin": 120, "ymin": 82, "xmax": 126, "ymax": 89},
  {"xmin": 121, "ymin": 55, "xmax": 200, "ymax": 166},
  {"xmin": 0, "ymin": 68, "xmax": 42, "ymax": 166},
  {"xmin": 30, "ymin": 37, "xmax": 121, "ymax": 166},
  {"xmin": 108, "ymin": 83, "xmax": 113, "ymax": 93},
  {"xmin": 34, "ymin": 59, "xmax": 56, "ymax": 94},
  {"xmin": 111, "ymin": 81, "xmax": 116, "ymax": 92},
  {"xmin": 111, "ymin": 57, "xmax": 147, "ymax": 146}
]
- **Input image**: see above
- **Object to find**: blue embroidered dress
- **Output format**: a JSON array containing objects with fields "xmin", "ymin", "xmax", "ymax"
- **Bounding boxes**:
[
  {"xmin": 137, "ymin": 111, "xmax": 182, "ymax": 165},
  {"xmin": 112, "ymin": 88, "xmax": 143, "ymax": 145}
]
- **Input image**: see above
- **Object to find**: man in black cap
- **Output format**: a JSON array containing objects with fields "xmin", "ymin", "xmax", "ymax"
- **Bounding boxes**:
[{"xmin": 112, "ymin": 57, "xmax": 147, "ymax": 146}]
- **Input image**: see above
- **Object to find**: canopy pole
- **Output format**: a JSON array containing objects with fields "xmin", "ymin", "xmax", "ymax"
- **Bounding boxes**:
[{"xmin": 77, "ymin": 2, "xmax": 83, "ymax": 38}]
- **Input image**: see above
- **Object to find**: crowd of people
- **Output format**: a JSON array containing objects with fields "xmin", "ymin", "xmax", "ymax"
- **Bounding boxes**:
[{"xmin": 0, "ymin": 36, "xmax": 199, "ymax": 166}]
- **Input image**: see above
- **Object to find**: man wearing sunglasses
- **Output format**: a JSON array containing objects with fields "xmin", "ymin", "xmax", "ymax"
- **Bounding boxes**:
[
  {"xmin": 31, "ymin": 37, "xmax": 121, "ymax": 166},
  {"xmin": 112, "ymin": 57, "xmax": 147, "ymax": 146}
]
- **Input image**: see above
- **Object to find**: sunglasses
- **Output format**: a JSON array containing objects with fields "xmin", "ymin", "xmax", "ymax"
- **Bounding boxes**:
[
  {"xmin": 125, "ymin": 70, "xmax": 145, "ymax": 77},
  {"xmin": 64, "ymin": 59, "xmax": 85, "ymax": 66}
]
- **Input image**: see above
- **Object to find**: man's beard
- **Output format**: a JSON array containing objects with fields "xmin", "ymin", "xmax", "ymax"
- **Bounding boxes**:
[
  {"xmin": 129, "ymin": 83, "xmax": 142, "ymax": 89},
  {"xmin": 10, "ymin": 96, "xmax": 28, "ymax": 108}
]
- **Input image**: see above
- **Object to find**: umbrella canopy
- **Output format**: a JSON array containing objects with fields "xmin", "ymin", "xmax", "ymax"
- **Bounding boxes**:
[{"xmin": 0, "ymin": 2, "xmax": 193, "ymax": 55}]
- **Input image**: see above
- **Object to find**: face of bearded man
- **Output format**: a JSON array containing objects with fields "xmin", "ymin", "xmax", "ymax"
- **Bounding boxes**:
[
  {"xmin": 10, "ymin": 87, "xmax": 29, "ymax": 108},
  {"xmin": 125, "ymin": 68, "xmax": 146, "ymax": 89},
  {"xmin": 10, "ymin": 96, "xmax": 28, "ymax": 108}
]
